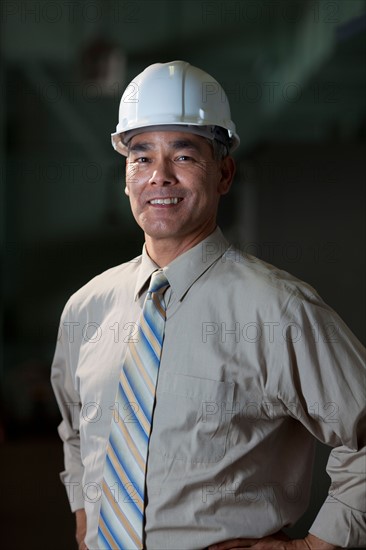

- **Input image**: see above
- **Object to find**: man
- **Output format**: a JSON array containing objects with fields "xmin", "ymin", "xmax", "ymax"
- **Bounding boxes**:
[{"xmin": 51, "ymin": 61, "xmax": 365, "ymax": 550}]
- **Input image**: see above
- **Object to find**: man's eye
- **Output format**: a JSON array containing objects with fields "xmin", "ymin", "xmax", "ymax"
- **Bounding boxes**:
[
  {"xmin": 136, "ymin": 157, "xmax": 150, "ymax": 163},
  {"xmin": 176, "ymin": 155, "xmax": 192, "ymax": 161}
]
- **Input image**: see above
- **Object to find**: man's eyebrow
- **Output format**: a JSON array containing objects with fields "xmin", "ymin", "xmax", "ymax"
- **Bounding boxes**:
[
  {"xmin": 128, "ymin": 142, "xmax": 154, "ymax": 153},
  {"xmin": 168, "ymin": 139, "xmax": 201, "ymax": 151}
]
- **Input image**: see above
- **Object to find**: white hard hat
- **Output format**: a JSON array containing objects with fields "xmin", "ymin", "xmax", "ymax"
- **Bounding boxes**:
[{"xmin": 111, "ymin": 60, "xmax": 240, "ymax": 156}]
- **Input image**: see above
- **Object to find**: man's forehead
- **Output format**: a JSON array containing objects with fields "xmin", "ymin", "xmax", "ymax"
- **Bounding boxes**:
[{"xmin": 129, "ymin": 130, "xmax": 209, "ymax": 150}]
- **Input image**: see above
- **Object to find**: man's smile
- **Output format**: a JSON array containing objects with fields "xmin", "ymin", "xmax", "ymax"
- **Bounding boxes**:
[{"xmin": 148, "ymin": 197, "xmax": 184, "ymax": 206}]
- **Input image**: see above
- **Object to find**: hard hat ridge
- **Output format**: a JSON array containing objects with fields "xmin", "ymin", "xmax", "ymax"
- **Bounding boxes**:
[{"xmin": 111, "ymin": 60, "xmax": 240, "ymax": 156}]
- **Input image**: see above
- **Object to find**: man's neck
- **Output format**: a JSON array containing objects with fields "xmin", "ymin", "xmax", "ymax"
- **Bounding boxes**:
[{"xmin": 145, "ymin": 227, "xmax": 217, "ymax": 267}]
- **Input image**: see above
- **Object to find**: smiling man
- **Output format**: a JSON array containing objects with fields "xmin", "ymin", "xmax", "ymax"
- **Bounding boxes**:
[
  {"xmin": 125, "ymin": 131, "xmax": 234, "ymax": 266},
  {"xmin": 51, "ymin": 61, "xmax": 365, "ymax": 550}
]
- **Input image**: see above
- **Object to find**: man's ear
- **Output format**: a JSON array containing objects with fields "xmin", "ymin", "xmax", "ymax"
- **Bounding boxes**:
[
  {"xmin": 218, "ymin": 156, "xmax": 236, "ymax": 195},
  {"xmin": 125, "ymin": 186, "xmax": 130, "ymax": 196}
]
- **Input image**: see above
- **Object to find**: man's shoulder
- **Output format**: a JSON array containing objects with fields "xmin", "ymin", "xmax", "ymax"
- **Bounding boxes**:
[
  {"xmin": 62, "ymin": 254, "xmax": 142, "ymax": 315},
  {"xmin": 221, "ymin": 245, "xmax": 320, "ymax": 305}
]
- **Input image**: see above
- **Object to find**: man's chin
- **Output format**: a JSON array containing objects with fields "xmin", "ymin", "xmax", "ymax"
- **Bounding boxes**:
[{"xmin": 142, "ymin": 222, "xmax": 184, "ymax": 241}]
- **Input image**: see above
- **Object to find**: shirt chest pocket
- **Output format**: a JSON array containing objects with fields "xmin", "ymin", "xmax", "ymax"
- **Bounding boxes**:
[{"xmin": 150, "ymin": 372, "xmax": 235, "ymax": 463}]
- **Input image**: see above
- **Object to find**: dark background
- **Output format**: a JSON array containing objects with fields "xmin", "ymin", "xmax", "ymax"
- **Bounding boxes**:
[{"xmin": 1, "ymin": 1, "xmax": 365, "ymax": 548}]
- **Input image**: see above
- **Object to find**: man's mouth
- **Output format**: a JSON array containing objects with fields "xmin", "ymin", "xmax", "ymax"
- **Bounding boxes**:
[{"xmin": 149, "ymin": 198, "xmax": 183, "ymax": 205}]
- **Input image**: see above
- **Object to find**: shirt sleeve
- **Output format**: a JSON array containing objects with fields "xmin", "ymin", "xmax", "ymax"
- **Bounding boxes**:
[
  {"xmin": 50, "ymin": 306, "xmax": 85, "ymax": 512},
  {"xmin": 279, "ymin": 290, "xmax": 366, "ymax": 547}
]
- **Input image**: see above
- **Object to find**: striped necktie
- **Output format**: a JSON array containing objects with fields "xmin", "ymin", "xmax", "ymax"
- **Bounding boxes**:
[{"xmin": 98, "ymin": 270, "xmax": 169, "ymax": 549}]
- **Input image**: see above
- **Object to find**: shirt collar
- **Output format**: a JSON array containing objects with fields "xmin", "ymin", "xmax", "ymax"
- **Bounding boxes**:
[
  {"xmin": 166, "ymin": 227, "xmax": 230, "ymax": 302},
  {"xmin": 134, "ymin": 246, "xmax": 160, "ymax": 301},
  {"xmin": 134, "ymin": 227, "xmax": 230, "ymax": 302}
]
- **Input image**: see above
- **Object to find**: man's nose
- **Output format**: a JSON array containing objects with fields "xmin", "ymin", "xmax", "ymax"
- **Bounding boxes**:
[{"xmin": 148, "ymin": 159, "xmax": 178, "ymax": 186}]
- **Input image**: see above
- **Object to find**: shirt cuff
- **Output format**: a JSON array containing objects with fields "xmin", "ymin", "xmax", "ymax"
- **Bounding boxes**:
[
  {"xmin": 309, "ymin": 497, "xmax": 366, "ymax": 548},
  {"xmin": 60, "ymin": 470, "xmax": 85, "ymax": 512}
]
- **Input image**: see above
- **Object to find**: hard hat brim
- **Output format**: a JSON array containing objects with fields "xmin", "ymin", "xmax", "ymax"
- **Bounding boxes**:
[{"xmin": 111, "ymin": 124, "xmax": 240, "ymax": 157}]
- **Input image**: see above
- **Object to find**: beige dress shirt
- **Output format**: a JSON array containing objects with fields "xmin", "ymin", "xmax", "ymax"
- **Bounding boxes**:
[{"xmin": 51, "ymin": 227, "xmax": 366, "ymax": 549}]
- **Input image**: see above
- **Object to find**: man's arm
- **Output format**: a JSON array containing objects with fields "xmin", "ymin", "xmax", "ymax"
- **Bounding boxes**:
[
  {"xmin": 75, "ymin": 509, "xmax": 88, "ymax": 550},
  {"xmin": 51, "ymin": 309, "xmax": 85, "ymax": 514},
  {"xmin": 279, "ymin": 293, "xmax": 366, "ymax": 547}
]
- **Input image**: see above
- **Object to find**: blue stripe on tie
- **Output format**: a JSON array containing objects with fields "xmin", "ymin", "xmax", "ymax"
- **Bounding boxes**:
[
  {"xmin": 99, "ymin": 507, "xmax": 121, "ymax": 549},
  {"xmin": 139, "ymin": 327, "xmax": 161, "ymax": 362},
  {"xmin": 105, "ymin": 454, "xmax": 144, "ymax": 517},
  {"xmin": 99, "ymin": 518, "xmax": 134, "ymax": 550},
  {"xmin": 97, "ymin": 525, "xmax": 108, "ymax": 548},
  {"xmin": 147, "ymin": 307, "xmax": 165, "ymax": 326},
  {"xmin": 97, "ymin": 526, "xmax": 111, "ymax": 549},
  {"xmin": 124, "ymin": 349, "xmax": 158, "ymax": 396},
  {"xmin": 101, "ymin": 507, "xmax": 136, "ymax": 550},
  {"xmin": 123, "ymin": 365, "xmax": 154, "ymax": 423},
  {"xmin": 117, "ymin": 381, "xmax": 150, "ymax": 440},
  {"xmin": 144, "ymin": 300, "xmax": 165, "ymax": 329},
  {"xmin": 108, "ymin": 435, "xmax": 144, "ymax": 494},
  {"xmin": 142, "ymin": 309, "xmax": 164, "ymax": 346},
  {"xmin": 102, "ymin": 467, "xmax": 142, "ymax": 549},
  {"xmin": 109, "ymin": 435, "xmax": 144, "ymax": 501},
  {"xmin": 112, "ymin": 412, "xmax": 147, "ymax": 473},
  {"xmin": 131, "ymin": 331, "xmax": 160, "ymax": 372}
]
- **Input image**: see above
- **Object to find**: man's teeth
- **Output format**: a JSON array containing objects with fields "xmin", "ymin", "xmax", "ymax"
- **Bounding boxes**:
[{"xmin": 150, "ymin": 198, "xmax": 181, "ymax": 205}]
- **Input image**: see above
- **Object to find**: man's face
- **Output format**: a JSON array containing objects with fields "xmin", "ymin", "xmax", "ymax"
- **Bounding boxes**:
[{"xmin": 125, "ymin": 130, "xmax": 234, "ymax": 243}]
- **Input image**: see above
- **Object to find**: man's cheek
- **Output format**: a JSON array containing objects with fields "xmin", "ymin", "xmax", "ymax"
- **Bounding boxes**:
[{"xmin": 126, "ymin": 164, "xmax": 139, "ymax": 186}]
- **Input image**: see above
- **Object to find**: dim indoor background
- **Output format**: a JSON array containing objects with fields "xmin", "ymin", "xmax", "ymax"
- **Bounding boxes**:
[{"xmin": 1, "ymin": 0, "xmax": 365, "ymax": 548}]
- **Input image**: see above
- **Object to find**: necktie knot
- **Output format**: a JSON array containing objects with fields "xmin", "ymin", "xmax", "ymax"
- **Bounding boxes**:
[{"xmin": 148, "ymin": 269, "xmax": 170, "ymax": 297}]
